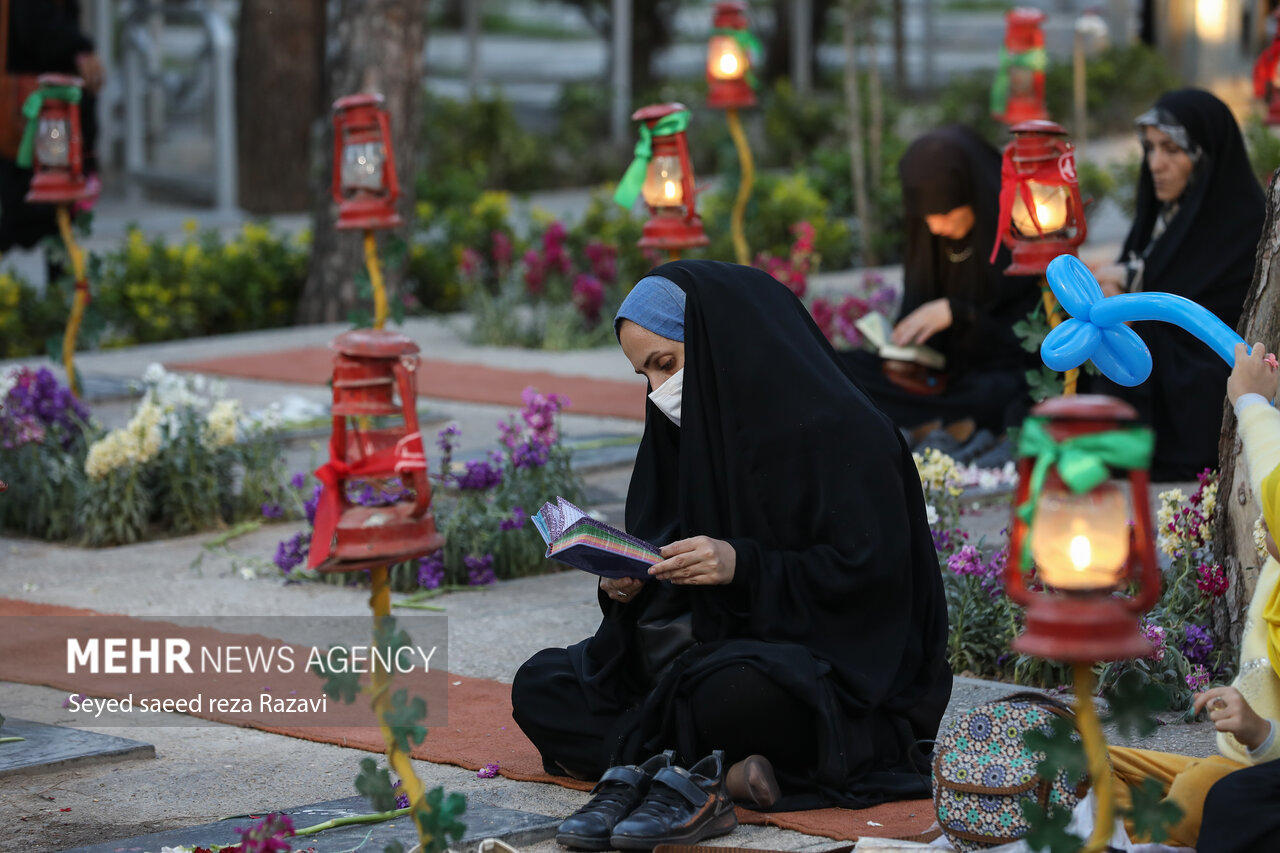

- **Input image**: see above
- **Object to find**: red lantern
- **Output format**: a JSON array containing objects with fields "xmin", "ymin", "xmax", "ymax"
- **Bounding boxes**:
[
  {"xmin": 331, "ymin": 93, "xmax": 402, "ymax": 231},
  {"xmin": 991, "ymin": 120, "xmax": 1087, "ymax": 277},
  {"xmin": 309, "ymin": 329, "xmax": 443, "ymax": 573},
  {"xmin": 707, "ymin": 1, "xmax": 757, "ymax": 110},
  {"xmin": 25, "ymin": 74, "xmax": 93, "ymax": 205},
  {"xmin": 630, "ymin": 103, "xmax": 708, "ymax": 253},
  {"xmin": 992, "ymin": 7, "xmax": 1048, "ymax": 124},
  {"xmin": 1254, "ymin": 10, "xmax": 1280, "ymax": 126},
  {"xmin": 1005, "ymin": 396, "xmax": 1159, "ymax": 662}
]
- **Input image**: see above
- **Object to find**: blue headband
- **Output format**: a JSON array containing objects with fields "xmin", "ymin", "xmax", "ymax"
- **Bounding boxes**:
[{"xmin": 614, "ymin": 275, "xmax": 686, "ymax": 342}]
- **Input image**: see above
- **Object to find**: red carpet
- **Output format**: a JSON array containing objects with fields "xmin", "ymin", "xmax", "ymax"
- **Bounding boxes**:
[
  {"xmin": 169, "ymin": 348, "xmax": 647, "ymax": 421},
  {"xmin": 0, "ymin": 598, "xmax": 938, "ymax": 842}
]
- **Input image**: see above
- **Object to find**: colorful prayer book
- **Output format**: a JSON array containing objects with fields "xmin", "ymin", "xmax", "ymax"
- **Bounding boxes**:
[{"xmin": 532, "ymin": 497, "xmax": 661, "ymax": 580}]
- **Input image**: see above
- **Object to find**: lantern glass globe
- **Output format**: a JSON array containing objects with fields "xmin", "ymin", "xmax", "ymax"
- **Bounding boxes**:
[
  {"xmin": 1030, "ymin": 479, "xmax": 1131, "ymax": 591},
  {"xmin": 707, "ymin": 35, "xmax": 746, "ymax": 81},
  {"xmin": 643, "ymin": 155, "xmax": 684, "ymax": 208},
  {"xmin": 341, "ymin": 141, "xmax": 385, "ymax": 192},
  {"xmin": 36, "ymin": 118, "xmax": 70, "ymax": 167},
  {"xmin": 1011, "ymin": 181, "xmax": 1070, "ymax": 236}
]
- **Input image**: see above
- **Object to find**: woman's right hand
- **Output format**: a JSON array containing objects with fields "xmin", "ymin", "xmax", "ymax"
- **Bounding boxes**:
[
  {"xmin": 1094, "ymin": 264, "xmax": 1127, "ymax": 297},
  {"xmin": 1194, "ymin": 686, "xmax": 1272, "ymax": 750},
  {"xmin": 601, "ymin": 577, "xmax": 645, "ymax": 603}
]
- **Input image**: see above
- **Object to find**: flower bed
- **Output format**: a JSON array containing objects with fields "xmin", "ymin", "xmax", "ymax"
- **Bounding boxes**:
[
  {"xmin": 271, "ymin": 387, "xmax": 585, "ymax": 592},
  {"xmin": 0, "ymin": 365, "xmax": 287, "ymax": 545},
  {"xmin": 917, "ymin": 450, "xmax": 1235, "ymax": 709}
]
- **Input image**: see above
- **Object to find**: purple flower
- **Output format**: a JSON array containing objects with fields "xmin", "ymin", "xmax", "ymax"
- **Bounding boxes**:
[
  {"xmin": 947, "ymin": 545, "xmax": 985, "ymax": 577},
  {"xmin": 289, "ymin": 472, "xmax": 307, "ymax": 490},
  {"xmin": 436, "ymin": 422, "xmax": 461, "ymax": 455},
  {"xmin": 303, "ymin": 483, "xmax": 323, "ymax": 526},
  {"xmin": 520, "ymin": 386, "xmax": 568, "ymax": 447},
  {"xmin": 418, "ymin": 551, "xmax": 445, "ymax": 590},
  {"xmin": 500, "ymin": 505, "xmax": 528, "ymax": 532},
  {"xmin": 512, "ymin": 439, "xmax": 550, "ymax": 470},
  {"xmin": 1181, "ymin": 624, "xmax": 1215, "ymax": 665},
  {"xmin": 393, "ymin": 779, "xmax": 410, "ymax": 810},
  {"xmin": 465, "ymin": 554, "xmax": 496, "ymax": 586},
  {"xmin": 477, "ymin": 761, "xmax": 501, "ymax": 779},
  {"xmin": 1141, "ymin": 619, "xmax": 1167, "ymax": 662},
  {"xmin": 1185, "ymin": 664, "xmax": 1211, "ymax": 693},
  {"xmin": 273, "ymin": 531, "xmax": 309, "ymax": 574},
  {"xmin": 456, "ymin": 458, "xmax": 503, "ymax": 491},
  {"xmin": 0, "ymin": 367, "xmax": 88, "ymax": 450},
  {"xmin": 61, "ymin": 692, "xmax": 85, "ymax": 709},
  {"xmin": 497, "ymin": 416, "xmax": 523, "ymax": 452},
  {"xmin": 261, "ymin": 502, "xmax": 284, "ymax": 519}
]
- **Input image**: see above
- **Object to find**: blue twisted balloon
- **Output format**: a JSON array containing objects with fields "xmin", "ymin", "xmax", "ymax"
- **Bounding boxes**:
[{"xmin": 1040, "ymin": 255, "xmax": 1247, "ymax": 387}]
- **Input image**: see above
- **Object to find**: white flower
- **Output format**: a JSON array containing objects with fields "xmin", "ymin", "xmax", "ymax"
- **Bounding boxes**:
[
  {"xmin": 142, "ymin": 363, "xmax": 167, "ymax": 385},
  {"xmin": 0, "ymin": 366, "xmax": 18, "ymax": 401},
  {"xmin": 1254, "ymin": 515, "xmax": 1270, "ymax": 560},
  {"xmin": 925, "ymin": 504, "xmax": 938, "ymax": 525},
  {"xmin": 204, "ymin": 399, "xmax": 242, "ymax": 448}
]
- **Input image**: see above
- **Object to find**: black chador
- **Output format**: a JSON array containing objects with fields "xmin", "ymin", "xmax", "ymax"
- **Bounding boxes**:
[{"xmin": 512, "ymin": 260, "xmax": 953, "ymax": 811}]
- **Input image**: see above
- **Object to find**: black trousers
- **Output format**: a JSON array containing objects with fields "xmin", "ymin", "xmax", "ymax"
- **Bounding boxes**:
[
  {"xmin": 1196, "ymin": 758, "xmax": 1280, "ymax": 853},
  {"xmin": 510, "ymin": 646, "xmax": 818, "ymax": 781}
]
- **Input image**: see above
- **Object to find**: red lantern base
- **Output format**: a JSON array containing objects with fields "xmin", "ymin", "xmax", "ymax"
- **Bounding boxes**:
[
  {"xmin": 336, "ymin": 196, "xmax": 403, "ymax": 231},
  {"xmin": 708, "ymin": 80, "xmax": 756, "ymax": 110},
  {"xmin": 1002, "ymin": 97, "xmax": 1048, "ymax": 125},
  {"xmin": 312, "ymin": 503, "xmax": 444, "ymax": 573},
  {"xmin": 1012, "ymin": 593, "xmax": 1154, "ymax": 663},
  {"xmin": 638, "ymin": 212, "xmax": 709, "ymax": 252},
  {"xmin": 26, "ymin": 171, "xmax": 94, "ymax": 205},
  {"xmin": 1005, "ymin": 240, "xmax": 1076, "ymax": 277}
]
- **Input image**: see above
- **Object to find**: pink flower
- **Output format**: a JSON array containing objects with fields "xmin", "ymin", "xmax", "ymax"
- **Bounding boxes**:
[
  {"xmin": 491, "ymin": 230, "xmax": 513, "ymax": 269},
  {"xmin": 584, "ymin": 241, "xmax": 618, "ymax": 284},
  {"xmin": 459, "ymin": 247, "xmax": 483, "ymax": 279},
  {"xmin": 810, "ymin": 298, "xmax": 835, "ymax": 341},
  {"xmin": 523, "ymin": 249, "xmax": 546, "ymax": 295},
  {"xmin": 572, "ymin": 273, "xmax": 606, "ymax": 324},
  {"xmin": 1196, "ymin": 563, "xmax": 1229, "ymax": 598},
  {"xmin": 1140, "ymin": 620, "xmax": 1167, "ymax": 662},
  {"xmin": 477, "ymin": 761, "xmax": 501, "ymax": 779}
]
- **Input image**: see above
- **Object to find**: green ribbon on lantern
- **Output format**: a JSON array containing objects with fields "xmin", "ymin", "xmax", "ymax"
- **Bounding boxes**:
[
  {"xmin": 16, "ymin": 84, "xmax": 82, "ymax": 169},
  {"xmin": 711, "ymin": 27, "xmax": 764, "ymax": 91},
  {"xmin": 1014, "ymin": 416, "xmax": 1154, "ymax": 570},
  {"xmin": 613, "ymin": 109, "xmax": 692, "ymax": 209},
  {"xmin": 989, "ymin": 46, "xmax": 1047, "ymax": 118}
]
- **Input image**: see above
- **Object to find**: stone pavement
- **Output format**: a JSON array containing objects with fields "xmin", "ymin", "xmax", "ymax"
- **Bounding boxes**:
[{"xmin": 0, "ymin": 312, "xmax": 1222, "ymax": 853}]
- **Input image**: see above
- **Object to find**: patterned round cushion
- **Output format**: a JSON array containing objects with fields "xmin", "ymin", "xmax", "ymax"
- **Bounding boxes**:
[{"xmin": 932, "ymin": 692, "xmax": 1095, "ymax": 851}]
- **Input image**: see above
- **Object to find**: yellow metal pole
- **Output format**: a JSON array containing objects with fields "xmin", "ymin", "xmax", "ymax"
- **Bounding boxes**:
[
  {"xmin": 1040, "ymin": 278, "xmax": 1079, "ymax": 396},
  {"xmin": 56, "ymin": 206, "xmax": 89, "ymax": 398},
  {"xmin": 368, "ymin": 564, "xmax": 434, "ymax": 851},
  {"xmin": 1074, "ymin": 663, "xmax": 1115, "ymax": 853},
  {"xmin": 725, "ymin": 107, "xmax": 754, "ymax": 266},
  {"xmin": 364, "ymin": 230, "xmax": 387, "ymax": 330}
]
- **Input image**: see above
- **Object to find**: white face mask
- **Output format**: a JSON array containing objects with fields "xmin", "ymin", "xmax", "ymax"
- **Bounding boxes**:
[{"xmin": 647, "ymin": 368, "xmax": 684, "ymax": 427}]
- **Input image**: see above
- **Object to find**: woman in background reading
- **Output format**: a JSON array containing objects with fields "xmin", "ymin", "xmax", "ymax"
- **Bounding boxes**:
[
  {"xmin": 512, "ymin": 261, "xmax": 951, "ymax": 840},
  {"xmin": 841, "ymin": 125, "xmax": 1041, "ymax": 436}
]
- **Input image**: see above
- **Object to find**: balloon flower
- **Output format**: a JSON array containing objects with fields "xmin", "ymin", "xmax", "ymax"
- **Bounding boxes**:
[{"xmin": 1040, "ymin": 255, "xmax": 1251, "ymax": 387}]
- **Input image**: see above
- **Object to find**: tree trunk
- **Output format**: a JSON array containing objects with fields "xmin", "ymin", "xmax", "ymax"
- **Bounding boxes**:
[
  {"xmin": 1211, "ymin": 171, "xmax": 1280, "ymax": 653},
  {"xmin": 296, "ymin": 0, "xmax": 427, "ymax": 325},
  {"xmin": 891, "ymin": 0, "xmax": 905, "ymax": 94},
  {"xmin": 864, "ymin": 0, "xmax": 882, "ymax": 265},
  {"xmin": 843, "ymin": 0, "xmax": 872, "ymax": 268},
  {"xmin": 764, "ymin": 0, "xmax": 834, "ymax": 86},
  {"xmin": 235, "ymin": 0, "xmax": 326, "ymax": 214}
]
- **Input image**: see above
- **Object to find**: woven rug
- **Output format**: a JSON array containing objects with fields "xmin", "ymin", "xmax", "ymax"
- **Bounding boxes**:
[{"xmin": 0, "ymin": 598, "xmax": 937, "ymax": 842}]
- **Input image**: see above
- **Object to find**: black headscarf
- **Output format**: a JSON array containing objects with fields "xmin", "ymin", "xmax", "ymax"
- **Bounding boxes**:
[
  {"xmin": 1121, "ymin": 88, "xmax": 1263, "ymax": 320},
  {"xmin": 572, "ymin": 260, "xmax": 952, "ymax": 807},
  {"xmin": 899, "ymin": 126, "xmax": 1041, "ymax": 374},
  {"xmin": 1105, "ymin": 89, "xmax": 1265, "ymax": 478}
]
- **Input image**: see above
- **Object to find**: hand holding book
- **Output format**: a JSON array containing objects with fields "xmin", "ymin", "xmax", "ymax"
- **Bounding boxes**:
[{"xmin": 533, "ymin": 497, "xmax": 661, "ymax": 580}]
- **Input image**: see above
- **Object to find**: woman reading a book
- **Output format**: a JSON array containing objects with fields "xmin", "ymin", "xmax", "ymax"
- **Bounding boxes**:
[
  {"xmin": 1088, "ymin": 89, "xmax": 1264, "ymax": 481},
  {"xmin": 512, "ymin": 261, "xmax": 952, "ymax": 828},
  {"xmin": 840, "ymin": 125, "xmax": 1040, "ymax": 436}
]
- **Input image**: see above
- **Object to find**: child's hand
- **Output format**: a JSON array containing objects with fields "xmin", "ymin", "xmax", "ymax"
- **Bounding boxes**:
[{"xmin": 1227, "ymin": 342, "xmax": 1279, "ymax": 406}]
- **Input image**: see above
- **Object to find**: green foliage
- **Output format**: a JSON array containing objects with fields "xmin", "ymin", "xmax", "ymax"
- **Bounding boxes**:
[
  {"xmin": 311, "ymin": 648, "xmax": 361, "ymax": 703},
  {"xmin": 420, "ymin": 92, "xmax": 552, "ymax": 196},
  {"xmin": 386, "ymin": 688, "xmax": 429, "ymax": 753},
  {"xmin": 1126, "ymin": 776, "xmax": 1183, "ymax": 843},
  {"xmin": 355, "ymin": 757, "xmax": 400, "ymax": 813},
  {"xmin": 1243, "ymin": 113, "xmax": 1280, "ymax": 186},
  {"xmin": 1102, "ymin": 670, "xmax": 1171, "ymax": 738},
  {"xmin": 0, "ymin": 441, "xmax": 86, "ymax": 541},
  {"xmin": 94, "ymin": 223, "xmax": 307, "ymax": 346},
  {"xmin": 702, "ymin": 171, "xmax": 852, "ymax": 270},
  {"xmin": 1043, "ymin": 44, "xmax": 1180, "ymax": 138},
  {"xmin": 0, "ymin": 268, "xmax": 69, "ymax": 358},
  {"xmin": 1020, "ymin": 800, "xmax": 1081, "ymax": 853},
  {"xmin": 414, "ymin": 786, "xmax": 468, "ymax": 853}
]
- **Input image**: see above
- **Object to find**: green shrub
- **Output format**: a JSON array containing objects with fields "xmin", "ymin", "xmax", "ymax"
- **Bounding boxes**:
[
  {"xmin": 702, "ymin": 171, "xmax": 852, "ymax": 271},
  {"xmin": 95, "ymin": 222, "xmax": 307, "ymax": 346},
  {"xmin": 1244, "ymin": 113, "xmax": 1280, "ymax": 186},
  {"xmin": 0, "ymin": 268, "xmax": 68, "ymax": 358}
]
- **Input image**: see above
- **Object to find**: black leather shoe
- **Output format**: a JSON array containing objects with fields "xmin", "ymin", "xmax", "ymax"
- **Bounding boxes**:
[
  {"xmin": 555, "ymin": 750, "xmax": 675, "ymax": 850},
  {"xmin": 609, "ymin": 750, "xmax": 738, "ymax": 850}
]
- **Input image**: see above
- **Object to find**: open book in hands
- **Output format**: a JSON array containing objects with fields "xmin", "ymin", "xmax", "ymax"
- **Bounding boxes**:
[
  {"xmin": 532, "ymin": 497, "xmax": 661, "ymax": 580},
  {"xmin": 855, "ymin": 311, "xmax": 947, "ymax": 370}
]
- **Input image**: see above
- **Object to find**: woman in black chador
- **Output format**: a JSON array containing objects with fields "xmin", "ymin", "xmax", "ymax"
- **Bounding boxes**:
[
  {"xmin": 512, "ymin": 261, "xmax": 951, "ymax": 849},
  {"xmin": 840, "ymin": 125, "xmax": 1041, "ymax": 434},
  {"xmin": 1092, "ymin": 89, "xmax": 1265, "ymax": 481}
]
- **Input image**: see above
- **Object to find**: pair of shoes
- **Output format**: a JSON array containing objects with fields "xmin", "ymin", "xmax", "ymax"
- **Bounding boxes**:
[
  {"xmin": 556, "ymin": 750, "xmax": 674, "ymax": 850},
  {"xmin": 725, "ymin": 754, "xmax": 780, "ymax": 809},
  {"xmin": 610, "ymin": 750, "xmax": 738, "ymax": 850},
  {"xmin": 952, "ymin": 428, "xmax": 996, "ymax": 465}
]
